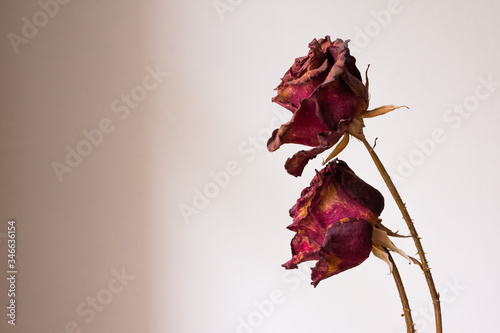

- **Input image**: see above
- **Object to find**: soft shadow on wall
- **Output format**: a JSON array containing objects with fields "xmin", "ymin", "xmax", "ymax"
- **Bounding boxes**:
[{"xmin": 0, "ymin": 2, "xmax": 164, "ymax": 332}]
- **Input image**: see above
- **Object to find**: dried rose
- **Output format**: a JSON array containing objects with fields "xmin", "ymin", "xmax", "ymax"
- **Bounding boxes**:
[
  {"xmin": 282, "ymin": 159, "xmax": 408, "ymax": 287},
  {"xmin": 268, "ymin": 36, "xmax": 404, "ymax": 177}
]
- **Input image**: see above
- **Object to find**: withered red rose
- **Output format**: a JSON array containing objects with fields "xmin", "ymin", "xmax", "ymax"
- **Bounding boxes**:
[
  {"xmin": 268, "ymin": 36, "xmax": 368, "ymax": 177},
  {"xmin": 282, "ymin": 159, "xmax": 408, "ymax": 287}
]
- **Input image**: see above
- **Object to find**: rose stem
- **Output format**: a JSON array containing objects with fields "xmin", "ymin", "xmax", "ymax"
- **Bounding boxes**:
[
  {"xmin": 386, "ymin": 248, "xmax": 415, "ymax": 333},
  {"xmin": 361, "ymin": 137, "xmax": 442, "ymax": 333}
]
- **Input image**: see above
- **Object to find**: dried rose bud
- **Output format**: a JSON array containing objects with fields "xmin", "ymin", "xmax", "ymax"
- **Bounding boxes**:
[
  {"xmin": 268, "ymin": 36, "xmax": 404, "ymax": 176},
  {"xmin": 283, "ymin": 159, "xmax": 409, "ymax": 287}
]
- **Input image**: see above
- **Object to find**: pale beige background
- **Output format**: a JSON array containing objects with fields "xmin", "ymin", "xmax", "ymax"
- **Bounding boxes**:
[{"xmin": 1, "ymin": 1, "xmax": 499, "ymax": 332}]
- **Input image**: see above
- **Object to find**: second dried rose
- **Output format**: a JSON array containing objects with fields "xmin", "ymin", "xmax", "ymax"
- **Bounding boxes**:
[{"xmin": 283, "ymin": 159, "xmax": 409, "ymax": 287}]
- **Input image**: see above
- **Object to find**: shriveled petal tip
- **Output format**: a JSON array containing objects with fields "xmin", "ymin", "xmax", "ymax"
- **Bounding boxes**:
[
  {"xmin": 325, "ymin": 39, "xmax": 367, "ymax": 102},
  {"xmin": 282, "ymin": 233, "xmax": 320, "ymax": 269},
  {"xmin": 272, "ymin": 59, "xmax": 330, "ymax": 113},
  {"xmin": 267, "ymin": 98, "xmax": 330, "ymax": 152},
  {"xmin": 311, "ymin": 218, "xmax": 373, "ymax": 287},
  {"xmin": 273, "ymin": 37, "xmax": 335, "ymax": 113},
  {"xmin": 285, "ymin": 147, "xmax": 329, "ymax": 177},
  {"xmin": 267, "ymin": 126, "xmax": 286, "ymax": 152}
]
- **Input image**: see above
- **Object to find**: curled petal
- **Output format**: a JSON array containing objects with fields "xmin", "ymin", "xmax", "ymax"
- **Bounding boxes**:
[
  {"xmin": 282, "ymin": 233, "xmax": 320, "ymax": 269},
  {"xmin": 273, "ymin": 37, "xmax": 334, "ymax": 113},
  {"xmin": 311, "ymin": 218, "xmax": 373, "ymax": 287},
  {"xmin": 304, "ymin": 161, "xmax": 384, "ymax": 227},
  {"xmin": 326, "ymin": 39, "xmax": 368, "ymax": 103},
  {"xmin": 267, "ymin": 99, "xmax": 330, "ymax": 152},
  {"xmin": 285, "ymin": 147, "xmax": 330, "ymax": 177},
  {"xmin": 273, "ymin": 60, "xmax": 329, "ymax": 112},
  {"xmin": 286, "ymin": 160, "xmax": 383, "ymax": 237},
  {"xmin": 328, "ymin": 39, "xmax": 363, "ymax": 81},
  {"xmin": 311, "ymin": 76, "xmax": 367, "ymax": 131}
]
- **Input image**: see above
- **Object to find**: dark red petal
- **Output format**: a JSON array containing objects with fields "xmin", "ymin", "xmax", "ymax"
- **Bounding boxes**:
[
  {"xmin": 302, "ymin": 161, "xmax": 382, "ymax": 229},
  {"xmin": 282, "ymin": 160, "xmax": 385, "ymax": 285},
  {"xmin": 282, "ymin": 233, "xmax": 320, "ymax": 269},
  {"xmin": 335, "ymin": 161, "xmax": 385, "ymax": 217},
  {"xmin": 272, "ymin": 60, "xmax": 330, "ymax": 113},
  {"xmin": 278, "ymin": 128, "xmax": 345, "ymax": 177},
  {"xmin": 332, "ymin": 39, "xmax": 362, "ymax": 80},
  {"xmin": 328, "ymin": 39, "xmax": 368, "ymax": 102},
  {"xmin": 311, "ymin": 218, "xmax": 373, "ymax": 287},
  {"xmin": 286, "ymin": 159, "xmax": 381, "ymax": 242},
  {"xmin": 310, "ymin": 81, "xmax": 366, "ymax": 131},
  {"xmin": 311, "ymin": 40, "xmax": 367, "ymax": 129},
  {"xmin": 308, "ymin": 36, "xmax": 328, "ymax": 51},
  {"xmin": 281, "ymin": 55, "xmax": 309, "ymax": 83},
  {"xmin": 284, "ymin": 147, "xmax": 329, "ymax": 177},
  {"xmin": 273, "ymin": 37, "xmax": 334, "ymax": 113},
  {"xmin": 267, "ymin": 99, "xmax": 329, "ymax": 152}
]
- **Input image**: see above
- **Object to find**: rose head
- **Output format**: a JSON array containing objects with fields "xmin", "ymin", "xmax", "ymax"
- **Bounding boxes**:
[
  {"xmin": 283, "ymin": 159, "xmax": 409, "ymax": 287},
  {"xmin": 268, "ymin": 36, "xmax": 367, "ymax": 176},
  {"xmin": 268, "ymin": 36, "xmax": 405, "ymax": 177}
]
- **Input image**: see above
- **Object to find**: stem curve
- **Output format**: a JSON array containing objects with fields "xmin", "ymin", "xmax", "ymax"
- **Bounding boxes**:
[
  {"xmin": 387, "ymin": 249, "xmax": 415, "ymax": 333},
  {"xmin": 362, "ymin": 137, "xmax": 442, "ymax": 333}
]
